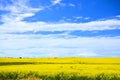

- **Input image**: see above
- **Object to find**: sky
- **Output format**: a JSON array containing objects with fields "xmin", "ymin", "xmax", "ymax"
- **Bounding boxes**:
[{"xmin": 0, "ymin": 0, "xmax": 120, "ymax": 57}]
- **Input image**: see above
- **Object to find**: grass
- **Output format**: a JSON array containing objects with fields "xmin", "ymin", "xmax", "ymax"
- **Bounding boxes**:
[{"xmin": 0, "ymin": 57, "xmax": 120, "ymax": 80}]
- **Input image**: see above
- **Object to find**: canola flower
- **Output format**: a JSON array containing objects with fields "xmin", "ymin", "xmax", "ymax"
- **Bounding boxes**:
[{"xmin": 0, "ymin": 57, "xmax": 120, "ymax": 80}]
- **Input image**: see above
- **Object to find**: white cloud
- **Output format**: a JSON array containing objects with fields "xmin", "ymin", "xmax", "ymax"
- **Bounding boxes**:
[
  {"xmin": 73, "ymin": 16, "xmax": 90, "ymax": 21},
  {"xmin": 84, "ymin": 17, "xmax": 90, "ymax": 20},
  {"xmin": 0, "ymin": 0, "xmax": 43, "ymax": 22},
  {"xmin": 74, "ymin": 16, "xmax": 83, "ymax": 19},
  {"xmin": 69, "ymin": 3, "xmax": 75, "ymax": 7},
  {"xmin": 0, "ymin": 34, "xmax": 120, "ymax": 57},
  {"xmin": 0, "ymin": 19, "xmax": 120, "ymax": 34},
  {"xmin": 0, "ymin": 0, "xmax": 65, "ymax": 23},
  {"xmin": 52, "ymin": 0, "xmax": 62, "ymax": 5}
]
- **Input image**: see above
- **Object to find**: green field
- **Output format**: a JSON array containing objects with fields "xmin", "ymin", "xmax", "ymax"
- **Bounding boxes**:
[{"xmin": 0, "ymin": 57, "xmax": 120, "ymax": 80}]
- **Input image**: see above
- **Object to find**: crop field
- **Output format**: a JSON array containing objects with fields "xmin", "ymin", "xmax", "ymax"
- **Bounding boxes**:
[{"xmin": 0, "ymin": 57, "xmax": 120, "ymax": 80}]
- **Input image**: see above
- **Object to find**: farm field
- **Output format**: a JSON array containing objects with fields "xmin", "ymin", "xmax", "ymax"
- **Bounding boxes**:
[{"xmin": 0, "ymin": 57, "xmax": 120, "ymax": 80}]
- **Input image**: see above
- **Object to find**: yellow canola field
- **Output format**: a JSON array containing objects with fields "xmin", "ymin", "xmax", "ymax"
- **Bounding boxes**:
[
  {"xmin": 0, "ymin": 57, "xmax": 120, "ymax": 63},
  {"xmin": 0, "ymin": 57, "xmax": 120, "ymax": 79}
]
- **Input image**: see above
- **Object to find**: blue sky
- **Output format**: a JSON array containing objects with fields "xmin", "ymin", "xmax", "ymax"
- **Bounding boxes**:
[{"xmin": 0, "ymin": 0, "xmax": 120, "ymax": 57}]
